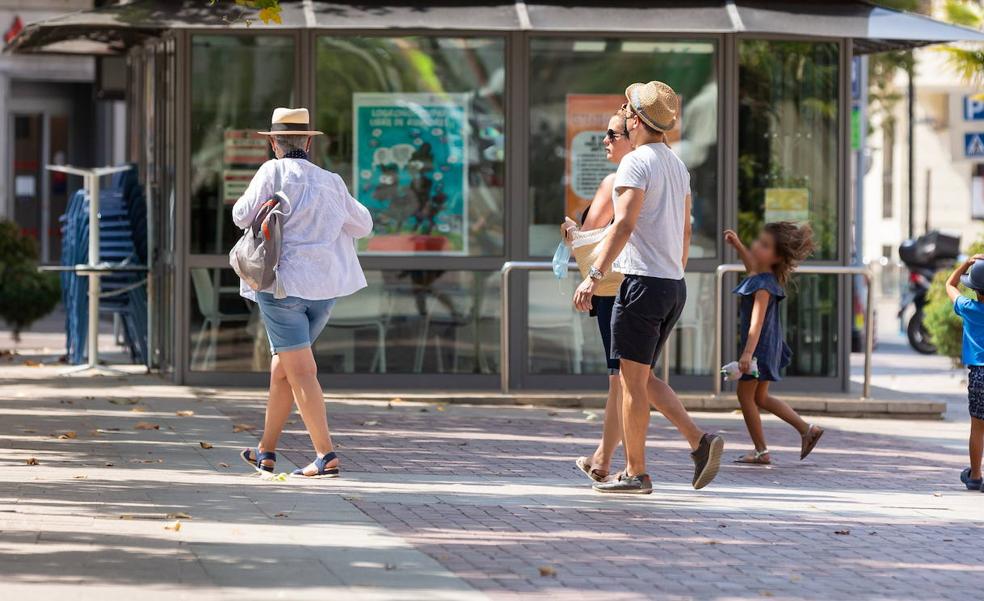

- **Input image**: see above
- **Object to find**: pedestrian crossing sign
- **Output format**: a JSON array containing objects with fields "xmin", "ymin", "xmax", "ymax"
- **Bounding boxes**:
[{"xmin": 966, "ymin": 133, "xmax": 984, "ymax": 158}]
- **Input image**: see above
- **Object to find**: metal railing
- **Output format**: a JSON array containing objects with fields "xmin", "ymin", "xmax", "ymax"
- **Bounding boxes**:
[
  {"xmin": 499, "ymin": 261, "xmax": 670, "ymax": 393},
  {"xmin": 713, "ymin": 263, "xmax": 875, "ymax": 399}
]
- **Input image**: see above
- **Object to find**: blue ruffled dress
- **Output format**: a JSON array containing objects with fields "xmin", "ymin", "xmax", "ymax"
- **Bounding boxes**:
[{"xmin": 734, "ymin": 272, "xmax": 792, "ymax": 382}]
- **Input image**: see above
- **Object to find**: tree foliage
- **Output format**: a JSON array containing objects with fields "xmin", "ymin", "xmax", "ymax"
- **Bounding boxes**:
[
  {"xmin": 207, "ymin": 0, "xmax": 283, "ymax": 26},
  {"xmin": 0, "ymin": 221, "xmax": 60, "ymax": 341},
  {"xmin": 939, "ymin": 0, "xmax": 984, "ymax": 86}
]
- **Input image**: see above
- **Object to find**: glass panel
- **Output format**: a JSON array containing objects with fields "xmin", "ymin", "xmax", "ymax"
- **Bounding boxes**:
[
  {"xmin": 528, "ymin": 38, "xmax": 719, "ymax": 258},
  {"xmin": 737, "ymin": 40, "xmax": 839, "ymax": 259},
  {"xmin": 47, "ymin": 115, "xmax": 70, "ymax": 262},
  {"xmin": 13, "ymin": 114, "xmax": 42, "ymax": 244},
  {"xmin": 528, "ymin": 271, "xmax": 714, "ymax": 376},
  {"xmin": 189, "ymin": 268, "xmax": 500, "ymax": 374},
  {"xmin": 189, "ymin": 35, "xmax": 295, "ymax": 254},
  {"xmin": 738, "ymin": 40, "xmax": 840, "ymax": 379},
  {"xmin": 315, "ymin": 36, "xmax": 506, "ymax": 256}
]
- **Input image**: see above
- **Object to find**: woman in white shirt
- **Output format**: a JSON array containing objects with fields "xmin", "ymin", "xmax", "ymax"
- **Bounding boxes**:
[{"xmin": 233, "ymin": 108, "xmax": 372, "ymax": 479}]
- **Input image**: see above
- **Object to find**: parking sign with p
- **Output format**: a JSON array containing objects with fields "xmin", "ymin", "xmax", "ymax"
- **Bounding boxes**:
[{"xmin": 965, "ymin": 95, "xmax": 984, "ymax": 121}]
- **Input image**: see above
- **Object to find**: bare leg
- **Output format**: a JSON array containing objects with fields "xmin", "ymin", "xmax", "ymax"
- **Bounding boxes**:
[
  {"xmin": 256, "ymin": 355, "xmax": 294, "ymax": 470},
  {"xmin": 754, "ymin": 381, "xmax": 809, "ymax": 435},
  {"xmin": 737, "ymin": 380, "xmax": 767, "ymax": 452},
  {"xmin": 276, "ymin": 347, "xmax": 338, "ymax": 474},
  {"xmin": 619, "ymin": 359, "xmax": 653, "ymax": 477},
  {"xmin": 645, "ymin": 371, "xmax": 703, "ymax": 450},
  {"xmin": 590, "ymin": 375, "xmax": 623, "ymax": 473},
  {"xmin": 970, "ymin": 417, "xmax": 984, "ymax": 480}
]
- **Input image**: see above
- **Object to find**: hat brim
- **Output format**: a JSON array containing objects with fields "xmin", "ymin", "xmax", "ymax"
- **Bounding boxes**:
[
  {"xmin": 258, "ymin": 130, "xmax": 324, "ymax": 136},
  {"xmin": 960, "ymin": 274, "xmax": 983, "ymax": 291}
]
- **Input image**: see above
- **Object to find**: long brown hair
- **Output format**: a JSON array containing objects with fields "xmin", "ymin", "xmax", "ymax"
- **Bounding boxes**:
[{"xmin": 764, "ymin": 221, "xmax": 815, "ymax": 285}]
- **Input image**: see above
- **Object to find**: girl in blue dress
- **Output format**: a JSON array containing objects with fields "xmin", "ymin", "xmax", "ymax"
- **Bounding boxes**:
[{"xmin": 724, "ymin": 222, "xmax": 825, "ymax": 465}]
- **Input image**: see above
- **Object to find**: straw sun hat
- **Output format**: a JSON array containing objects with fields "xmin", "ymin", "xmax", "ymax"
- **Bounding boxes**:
[
  {"xmin": 624, "ymin": 81, "xmax": 678, "ymax": 133},
  {"xmin": 258, "ymin": 107, "xmax": 324, "ymax": 136}
]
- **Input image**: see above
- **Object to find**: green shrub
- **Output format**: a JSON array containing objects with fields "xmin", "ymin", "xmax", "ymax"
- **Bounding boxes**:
[
  {"xmin": 0, "ymin": 221, "xmax": 60, "ymax": 341},
  {"xmin": 923, "ymin": 237, "xmax": 984, "ymax": 366}
]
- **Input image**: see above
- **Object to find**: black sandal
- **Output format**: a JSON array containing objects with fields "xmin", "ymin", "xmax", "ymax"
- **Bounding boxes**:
[{"xmin": 240, "ymin": 447, "xmax": 277, "ymax": 473}]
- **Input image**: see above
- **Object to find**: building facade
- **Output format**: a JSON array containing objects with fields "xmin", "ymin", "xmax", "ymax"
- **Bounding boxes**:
[
  {"xmin": 1, "ymin": 0, "xmax": 126, "ymax": 263},
  {"xmin": 12, "ymin": 1, "xmax": 983, "ymax": 392}
]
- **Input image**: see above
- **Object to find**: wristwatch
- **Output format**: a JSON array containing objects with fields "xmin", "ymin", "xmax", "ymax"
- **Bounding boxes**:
[{"xmin": 588, "ymin": 266, "xmax": 604, "ymax": 281}]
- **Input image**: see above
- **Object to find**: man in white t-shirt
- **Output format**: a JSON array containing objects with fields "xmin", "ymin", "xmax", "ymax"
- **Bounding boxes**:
[{"xmin": 573, "ymin": 81, "xmax": 724, "ymax": 494}]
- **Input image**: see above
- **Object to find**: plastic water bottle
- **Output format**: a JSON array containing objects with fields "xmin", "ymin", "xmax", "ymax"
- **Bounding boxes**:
[
  {"xmin": 552, "ymin": 241, "xmax": 571, "ymax": 279},
  {"xmin": 720, "ymin": 357, "xmax": 759, "ymax": 381}
]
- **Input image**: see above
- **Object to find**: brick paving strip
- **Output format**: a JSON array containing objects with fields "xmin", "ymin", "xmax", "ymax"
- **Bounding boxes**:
[{"xmin": 1, "ymin": 363, "xmax": 981, "ymax": 600}]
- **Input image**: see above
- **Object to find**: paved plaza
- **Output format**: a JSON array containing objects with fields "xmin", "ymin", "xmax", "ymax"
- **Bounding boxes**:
[{"xmin": 1, "ymin": 316, "xmax": 981, "ymax": 600}]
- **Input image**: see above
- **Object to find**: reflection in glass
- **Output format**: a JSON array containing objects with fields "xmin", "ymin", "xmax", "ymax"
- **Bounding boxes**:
[
  {"xmin": 528, "ymin": 272, "xmax": 714, "ymax": 376},
  {"xmin": 189, "ymin": 268, "xmax": 500, "ymax": 374},
  {"xmin": 189, "ymin": 35, "xmax": 295, "ymax": 254},
  {"xmin": 527, "ymin": 38, "xmax": 718, "ymax": 258},
  {"xmin": 737, "ymin": 41, "xmax": 840, "ymax": 378},
  {"xmin": 315, "ymin": 36, "xmax": 506, "ymax": 256},
  {"xmin": 738, "ymin": 40, "xmax": 839, "ymax": 259}
]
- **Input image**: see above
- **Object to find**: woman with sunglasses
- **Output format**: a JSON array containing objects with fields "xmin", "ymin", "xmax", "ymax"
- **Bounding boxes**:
[{"xmin": 563, "ymin": 106, "xmax": 634, "ymax": 483}]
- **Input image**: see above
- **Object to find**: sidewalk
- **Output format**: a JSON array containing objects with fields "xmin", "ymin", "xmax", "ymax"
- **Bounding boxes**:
[{"xmin": 1, "ymin": 348, "xmax": 980, "ymax": 600}]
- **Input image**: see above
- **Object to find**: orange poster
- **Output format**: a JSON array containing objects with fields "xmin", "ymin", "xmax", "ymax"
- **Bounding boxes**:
[
  {"xmin": 565, "ymin": 94, "xmax": 624, "ymax": 220},
  {"xmin": 564, "ymin": 94, "xmax": 684, "ymax": 220}
]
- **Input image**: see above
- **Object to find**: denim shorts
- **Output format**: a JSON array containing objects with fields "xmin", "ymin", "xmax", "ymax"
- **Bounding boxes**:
[{"xmin": 255, "ymin": 293, "xmax": 336, "ymax": 354}]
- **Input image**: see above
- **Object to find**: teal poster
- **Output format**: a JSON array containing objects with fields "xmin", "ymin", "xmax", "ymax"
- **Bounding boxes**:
[{"xmin": 353, "ymin": 92, "xmax": 469, "ymax": 255}]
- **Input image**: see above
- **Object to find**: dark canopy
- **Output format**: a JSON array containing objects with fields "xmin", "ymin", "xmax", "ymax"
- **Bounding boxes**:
[{"xmin": 7, "ymin": 0, "xmax": 984, "ymax": 55}]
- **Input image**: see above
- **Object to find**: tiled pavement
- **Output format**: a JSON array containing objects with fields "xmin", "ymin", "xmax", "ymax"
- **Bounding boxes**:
[{"xmin": 1, "ymin": 353, "xmax": 981, "ymax": 600}]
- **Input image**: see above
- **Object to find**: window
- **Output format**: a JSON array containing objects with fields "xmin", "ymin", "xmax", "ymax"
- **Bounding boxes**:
[
  {"xmin": 189, "ymin": 268, "xmax": 500, "ymax": 374},
  {"xmin": 189, "ymin": 35, "xmax": 295, "ymax": 255},
  {"xmin": 738, "ymin": 40, "xmax": 841, "ymax": 378},
  {"xmin": 315, "ymin": 36, "xmax": 506, "ymax": 257},
  {"xmin": 527, "ymin": 38, "xmax": 719, "ymax": 258}
]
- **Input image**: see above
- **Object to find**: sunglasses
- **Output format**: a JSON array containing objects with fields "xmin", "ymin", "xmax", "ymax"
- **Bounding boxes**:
[{"xmin": 604, "ymin": 128, "xmax": 628, "ymax": 142}]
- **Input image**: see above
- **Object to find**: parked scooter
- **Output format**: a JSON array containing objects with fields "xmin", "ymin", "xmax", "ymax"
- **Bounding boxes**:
[{"xmin": 898, "ymin": 231, "xmax": 961, "ymax": 354}]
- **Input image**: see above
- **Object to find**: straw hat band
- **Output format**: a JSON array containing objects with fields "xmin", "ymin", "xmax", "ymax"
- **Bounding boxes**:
[
  {"xmin": 630, "ymin": 88, "xmax": 675, "ymax": 132},
  {"xmin": 258, "ymin": 107, "xmax": 324, "ymax": 136}
]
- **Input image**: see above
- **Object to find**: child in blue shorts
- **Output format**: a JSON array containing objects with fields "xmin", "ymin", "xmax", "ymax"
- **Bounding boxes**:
[{"xmin": 946, "ymin": 253, "xmax": 984, "ymax": 492}]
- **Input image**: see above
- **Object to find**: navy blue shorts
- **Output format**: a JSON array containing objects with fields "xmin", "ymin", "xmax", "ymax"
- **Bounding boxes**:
[
  {"xmin": 611, "ymin": 275, "xmax": 686, "ymax": 368},
  {"xmin": 591, "ymin": 295, "xmax": 619, "ymax": 373},
  {"xmin": 969, "ymin": 365, "xmax": 984, "ymax": 420}
]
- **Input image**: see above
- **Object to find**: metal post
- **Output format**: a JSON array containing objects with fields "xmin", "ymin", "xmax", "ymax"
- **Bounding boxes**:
[
  {"xmin": 713, "ymin": 263, "xmax": 875, "ymax": 400},
  {"xmin": 499, "ymin": 260, "xmax": 673, "ymax": 393},
  {"xmin": 87, "ymin": 172, "xmax": 100, "ymax": 369}
]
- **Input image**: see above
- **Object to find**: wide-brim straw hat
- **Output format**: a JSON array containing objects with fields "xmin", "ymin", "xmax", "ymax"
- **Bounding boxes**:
[
  {"xmin": 258, "ymin": 107, "xmax": 324, "ymax": 136},
  {"xmin": 624, "ymin": 81, "xmax": 678, "ymax": 133}
]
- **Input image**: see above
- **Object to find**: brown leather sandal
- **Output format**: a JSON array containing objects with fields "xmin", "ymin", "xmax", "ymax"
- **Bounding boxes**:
[
  {"xmin": 575, "ymin": 457, "xmax": 610, "ymax": 483},
  {"xmin": 800, "ymin": 425, "xmax": 824, "ymax": 460},
  {"xmin": 734, "ymin": 449, "xmax": 771, "ymax": 464}
]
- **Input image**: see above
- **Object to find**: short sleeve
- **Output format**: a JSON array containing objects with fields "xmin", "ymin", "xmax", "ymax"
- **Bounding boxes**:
[
  {"xmin": 955, "ymin": 295, "xmax": 972, "ymax": 318},
  {"xmin": 613, "ymin": 150, "xmax": 649, "ymax": 193},
  {"xmin": 733, "ymin": 273, "xmax": 785, "ymax": 300}
]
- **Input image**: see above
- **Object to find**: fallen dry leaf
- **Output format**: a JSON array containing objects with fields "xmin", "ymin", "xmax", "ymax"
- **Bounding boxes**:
[
  {"xmin": 129, "ymin": 406, "xmax": 147, "ymax": 413},
  {"xmin": 217, "ymin": 462, "xmax": 229, "ymax": 468},
  {"xmin": 435, "ymin": 404, "xmax": 446, "ymax": 412},
  {"xmin": 105, "ymin": 462, "xmax": 114, "ymax": 467},
  {"xmin": 834, "ymin": 530, "xmax": 850, "ymax": 536},
  {"xmin": 232, "ymin": 423, "xmax": 256, "ymax": 433},
  {"xmin": 134, "ymin": 422, "xmax": 160, "ymax": 431},
  {"xmin": 108, "ymin": 398, "xmax": 139, "ymax": 405},
  {"xmin": 56, "ymin": 431, "xmax": 77, "ymax": 440},
  {"xmin": 23, "ymin": 359, "xmax": 41, "ymax": 367},
  {"xmin": 166, "ymin": 512, "xmax": 192, "ymax": 520},
  {"xmin": 274, "ymin": 512, "xmax": 289, "ymax": 518},
  {"xmin": 176, "ymin": 410, "xmax": 195, "ymax": 417},
  {"xmin": 538, "ymin": 565, "xmax": 556, "ymax": 577},
  {"xmin": 164, "ymin": 520, "xmax": 182, "ymax": 532},
  {"xmin": 26, "ymin": 457, "xmax": 39, "ymax": 466},
  {"xmin": 390, "ymin": 397, "xmax": 405, "ymax": 404},
  {"xmin": 199, "ymin": 441, "xmax": 213, "ymax": 449},
  {"xmin": 362, "ymin": 420, "xmax": 380, "ymax": 427},
  {"xmin": 73, "ymin": 475, "xmax": 87, "ymax": 480}
]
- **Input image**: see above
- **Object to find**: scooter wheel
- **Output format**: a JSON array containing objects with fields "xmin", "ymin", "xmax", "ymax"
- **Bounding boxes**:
[{"xmin": 907, "ymin": 312, "xmax": 937, "ymax": 355}]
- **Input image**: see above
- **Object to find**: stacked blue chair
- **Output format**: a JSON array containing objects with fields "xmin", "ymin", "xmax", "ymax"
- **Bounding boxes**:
[{"xmin": 59, "ymin": 164, "xmax": 148, "ymax": 365}]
